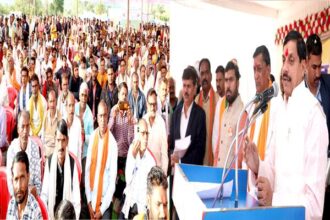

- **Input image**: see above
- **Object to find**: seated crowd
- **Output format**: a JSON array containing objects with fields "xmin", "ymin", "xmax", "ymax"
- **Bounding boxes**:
[{"xmin": 0, "ymin": 13, "xmax": 329, "ymax": 220}]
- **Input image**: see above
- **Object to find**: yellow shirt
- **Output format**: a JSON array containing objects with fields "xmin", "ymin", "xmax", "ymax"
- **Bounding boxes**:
[
  {"xmin": 97, "ymin": 72, "xmax": 107, "ymax": 89},
  {"xmin": 50, "ymin": 24, "xmax": 57, "ymax": 40}
]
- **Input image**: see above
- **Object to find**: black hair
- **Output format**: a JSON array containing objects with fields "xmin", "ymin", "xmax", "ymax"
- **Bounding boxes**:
[
  {"xmin": 270, "ymin": 74, "xmax": 275, "ymax": 83},
  {"xmin": 225, "ymin": 61, "xmax": 240, "ymax": 80},
  {"xmin": 30, "ymin": 73, "xmax": 40, "ymax": 85},
  {"xmin": 215, "ymin": 65, "xmax": 225, "ymax": 75},
  {"xmin": 283, "ymin": 30, "xmax": 306, "ymax": 62},
  {"xmin": 57, "ymin": 119, "xmax": 68, "ymax": 138},
  {"xmin": 147, "ymin": 166, "xmax": 168, "ymax": 196},
  {"xmin": 30, "ymin": 56, "xmax": 36, "ymax": 64},
  {"xmin": 12, "ymin": 151, "xmax": 29, "ymax": 174},
  {"xmin": 46, "ymin": 67, "xmax": 53, "ymax": 75},
  {"xmin": 118, "ymin": 82, "xmax": 128, "ymax": 92},
  {"xmin": 253, "ymin": 45, "xmax": 271, "ymax": 66},
  {"xmin": 306, "ymin": 34, "xmax": 322, "ymax": 57},
  {"xmin": 147, "ymin": 88, "xmax": 158, "ymax": 99},
  {"xmin": 21, "ymin": 66, "xmax": 29, "ymax": 75},
  {"xmin": 54, "ymin": 200, "xmax": 76, "ymax": 220},
  {"xmin": 92, "ymin": 63, "xmax": 98, "ymax": 70},
  {"xmin": 182, "ymin": 65, "xmax": 198, "ymax": 86},
  {"xmin": 199, "ymin": 58, "xmax": 211, "ymax": 72}
]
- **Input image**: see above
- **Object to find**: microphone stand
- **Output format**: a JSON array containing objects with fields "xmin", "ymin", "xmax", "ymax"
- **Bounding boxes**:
[{"xmin": 212, "ymin": 100, "xmax": 268, "ymax": 208}]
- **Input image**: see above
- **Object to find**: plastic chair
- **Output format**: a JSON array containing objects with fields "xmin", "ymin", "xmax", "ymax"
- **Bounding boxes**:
[
  {"xmin": 0, "ymin": 166, "xmax": 10, "ymax": 219},
  {"xmin": 4, "ymin": 106, "xmax": 15, "ymax": 144},
  {"xmin": 36, "ymin": 196, "xmax": 48, "ymax": 220},
  {"xmin": 7, "ymin": 87, "xmax": 18, "ymax": 110},
  {"xmin": 69, "ymin": 151, "xmax": 82, "ymax": 184},
  {"xmin": 30, "ymin": 136, "xmax": 45, "ymax": 182}
]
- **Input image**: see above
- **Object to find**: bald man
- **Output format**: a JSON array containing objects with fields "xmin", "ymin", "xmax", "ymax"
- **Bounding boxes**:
[
  {"xmin": 121, "ymin": 119, "xmax": 156, "ymax": 219},
  {"xmin": 85, "ymin": 101, "xmax": 118, "ymax": 219},
  {"xmin": 66, "ymin": 93, "xmax": 83, "ymax": 167}
]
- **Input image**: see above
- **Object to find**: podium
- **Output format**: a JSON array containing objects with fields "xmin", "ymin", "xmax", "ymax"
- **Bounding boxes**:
[{"xmin": 172, "ymin": 164, "xmax": 305, "ymax": 220}]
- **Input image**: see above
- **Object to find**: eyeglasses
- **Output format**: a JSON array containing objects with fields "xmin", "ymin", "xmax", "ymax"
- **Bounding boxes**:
[
  {"xmin": 148, "ymin": 102, "xmax": 157, "ymax": 107},
  {"xmin": 140, "ymin": 131, "xmax": 149, "ymax": 136}
]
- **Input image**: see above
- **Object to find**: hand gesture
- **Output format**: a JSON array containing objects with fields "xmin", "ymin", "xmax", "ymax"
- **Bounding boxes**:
[
  {"xmin": 257, "ymin": 176, "xmax": 273, "ymax": 206},
  {"xmin": 131, "ymin": 140, "xmax": 141, "ymax": 158},
  {"xmin": 243, "ymin": 135, "xmax": 259, "ymax": 175},
  {"xmin": 170, "ymin": 153, "xmax": 179, "ymax": 167}
]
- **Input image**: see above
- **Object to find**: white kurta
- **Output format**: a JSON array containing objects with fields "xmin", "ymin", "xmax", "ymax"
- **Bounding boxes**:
[
  {"xmin": 85, "ymin": 130, "xmax": 118, "ymax": 215},
  {"xmin": 144, "ymin": 113, "xmax": 168, "ymax": 174},
  {"xmin": 41, "ymin": 153, "xmax": 81, "ymax": 220},
  {"xmin": 245, "ymin": 98, "xmax": 280, "ymax": 199},
  {"xmin": 122, "ymin": 145, "xmax": 156, "ymax": 218},
  {"xmin": 258, "ymin": 82, "xmax": 328, "ymax": 220},
  {"xmin": 67, "ymin": 116, "xmax": 83, "ymax": 167}
]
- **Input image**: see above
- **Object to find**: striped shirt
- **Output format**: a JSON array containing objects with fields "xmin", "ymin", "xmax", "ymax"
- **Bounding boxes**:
[
  {"xmin": 6, "ymin": 192, "xmax": 42, "ymax": 220},
  {"xmin": 109, "ymin": 109, "xmax": 134, "ymax": 157}
]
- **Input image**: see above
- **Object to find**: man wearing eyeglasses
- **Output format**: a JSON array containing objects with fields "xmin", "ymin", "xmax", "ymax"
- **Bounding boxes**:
[
  {"xmin": 143, "ymin": 88, "xmax": 168, "ymax": 175},
  {"xmin": 120, "ymin": 118, "xmax": 156, "ymax": 219}
]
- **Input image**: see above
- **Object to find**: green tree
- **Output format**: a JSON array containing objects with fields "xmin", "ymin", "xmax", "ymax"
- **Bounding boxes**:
[
  {"xmin": 151, "ymin": 4, "xmax": 169, "ymax": 22},
  {"xmin": 0, "ymin": 4, "xmax": 12, "ymax": 15},
  {"xmin": 95, "ymin": 2, "xmax": 106, "ymax": 15},
  {"xmin": 12, "ymin": 0, "xmax": 43, "ymax": 16},
  {"xmin": 50, "ymin": 0, "xmax": 64, "ymax": 15}
]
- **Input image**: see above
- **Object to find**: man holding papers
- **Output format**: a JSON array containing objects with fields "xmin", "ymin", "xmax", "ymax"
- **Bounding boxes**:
[{"xmin": 170, "ymin": 65, "xmax": 206, "ymax": 166}]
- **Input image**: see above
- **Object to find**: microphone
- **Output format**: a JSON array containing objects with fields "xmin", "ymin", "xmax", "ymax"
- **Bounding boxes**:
[
  {"xmin": 252, "ymin": 82, "xmax": 279, "ymax": 116},
  {"xmin": 253, "ymin": 82, "xmax": 279, "ymax": 103}
]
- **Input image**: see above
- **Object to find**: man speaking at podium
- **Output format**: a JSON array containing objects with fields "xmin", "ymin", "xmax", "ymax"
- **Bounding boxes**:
[{"xmin": 244, "ymin": 30, "xmax": 328, "ymax": 220}]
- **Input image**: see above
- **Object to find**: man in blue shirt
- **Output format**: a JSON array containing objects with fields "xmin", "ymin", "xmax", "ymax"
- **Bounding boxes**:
[{"xmin": 128, "ymin": 72, "xmax": 147, "ymax": 120}]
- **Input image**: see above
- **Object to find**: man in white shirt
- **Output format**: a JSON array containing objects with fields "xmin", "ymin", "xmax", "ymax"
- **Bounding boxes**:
[
  {"xmin": 0, "ymin": 66, "xmax": 9, "ymax": 107},
  {"xmin": 144, "ymin": 88, "xmax": 168, "ymax": 174},
  {"xmin": 65, "ymin": 93, "xmax": 83, "ymax": 167},
  {"xmin": 41, "ymin": 119, "xmax": 81, "ymax": 219},
  {"xmin": 157, "ymin": 77, "xmax": 170, "ymax": 136},
  {"xmin": 85, "ymin": 101, "xmax": 118, "ymax": 219},
  {"xmin": 145, "ymin": 64, "xmax": 155, "ymax": 93},
  {"xmin": 121, "ymin": 118, "xmax": 156, "ymax": 219},
  {"xmin": 244, "ymin": 30, "xmax": 328, "ymax": 220},
  {"xmin": 7, "ymin": 111, "xmax": 42, "ymax": 197},
  {"xmin": 57, "ymin": 73, "xmax": 69, "ymax": 118},
  {"xmin": 16, "ymin": 67, "xmax": 31, "ymax": 114}
]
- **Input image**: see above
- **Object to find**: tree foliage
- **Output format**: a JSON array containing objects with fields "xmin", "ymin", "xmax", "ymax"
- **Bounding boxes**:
[
  {"xmin": 95, "ymin": 2, "xmax": 107, "ymax": 15},
  {"xmin": 151, "ymin": 4, "xmax": 169, "ymax": 22},
  {"xmin": 50, "ymin": 0, "xmax": 64, "ymax": 15}
]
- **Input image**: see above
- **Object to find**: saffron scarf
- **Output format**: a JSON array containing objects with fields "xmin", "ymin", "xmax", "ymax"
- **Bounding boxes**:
[
  {"xmin": 9, "ymin": 68, "xmax": 20, "ymax": 91},
  {"xmin": 29, "ymin": 93, "xmax": 44, "ymax": 136},
  {"xmin": 213, "ymin": 98, "xmax": 227, "ymax": 166},
  {"xmin": 249, "ymin": 101, "xmax": 271, "ymax": 161},
  {"xmin": 198, "ymin": 87, "xmax": 216, "ymax": 165},
  {"xmin": 249, "ymin": 81, "xmax": 272, "ymax": 161},
  {"xmin": 90, "ymin": 128, "xmax": 109, "ymax": 213}
]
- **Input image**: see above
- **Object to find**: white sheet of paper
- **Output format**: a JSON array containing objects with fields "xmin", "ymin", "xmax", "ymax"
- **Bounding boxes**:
[
  {"xmin": 191, "ymin": 180, "xmax": 233, "ymax": 199},
  {"xmin": 174, "ymin": 135, "xmax": 191, "ymax": 159}
]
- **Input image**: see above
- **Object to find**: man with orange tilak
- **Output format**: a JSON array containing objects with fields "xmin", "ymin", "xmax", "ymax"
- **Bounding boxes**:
[
  {"xmin": 244, "ymin": 31, "xmax": 328, "ymax": 220},
  {"xmin": 195, "ymin": 58, "xmax": 219, "ymax": 166}
]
